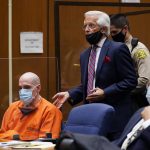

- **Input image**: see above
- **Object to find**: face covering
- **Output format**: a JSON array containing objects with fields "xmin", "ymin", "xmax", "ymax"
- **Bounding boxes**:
[
  {"xmin": 19, "ymin": 88, "xmax": 33, "ymax": 105},
  {"xmin": 86, "ymin": 31, "xmax": 103, "ymax": 45},
  {"xmin": 146, "ymin": 86, "xmax": 150, "ymax": 104},
  {"xmin": 111, "ymin": 30, "xmax": 126, "ymax": 42}
]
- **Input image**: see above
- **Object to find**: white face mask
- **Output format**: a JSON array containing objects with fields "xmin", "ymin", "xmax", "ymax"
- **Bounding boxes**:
[{"xmin": 146, "ymin": 86, "xmax": 150, "ymax": 104}]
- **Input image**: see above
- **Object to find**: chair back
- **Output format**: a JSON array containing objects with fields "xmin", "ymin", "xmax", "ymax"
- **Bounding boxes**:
[{"xmin": 63, "ymin": 103, "xmax": 115, "ymax": 136}]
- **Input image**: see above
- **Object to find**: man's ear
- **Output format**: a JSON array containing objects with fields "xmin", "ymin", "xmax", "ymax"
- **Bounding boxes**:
[
  {"xmin": 123, "ymin": 25, "xmax": 129, "ymax": 32},
  {"xmin": 37, "ymin": 84, "xmax": 41, "ymax": 92},
  {"xmin": 101, "ymin": 26, "xmax": 107, "ymax": 34}
]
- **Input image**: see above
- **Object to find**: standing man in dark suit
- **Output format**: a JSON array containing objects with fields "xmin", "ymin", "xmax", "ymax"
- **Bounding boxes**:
[{"xmin": 53, "ymin": 10, "xmax": 137, "ymax": 140}]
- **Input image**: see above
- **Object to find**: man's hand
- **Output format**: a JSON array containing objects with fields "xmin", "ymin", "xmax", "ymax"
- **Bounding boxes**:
[
  {"xmin": 52, "ymin": 92, "xmax": 70, "ymax": 109},
  {"xmin": 141, "ymin": 106, "xmax": 150, "ymax": 121},
  {"xmin": 86, "ymin": 87, "xmax": 105, "ymax": 102}
]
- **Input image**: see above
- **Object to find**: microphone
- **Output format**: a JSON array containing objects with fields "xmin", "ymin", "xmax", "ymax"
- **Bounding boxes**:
[
  {"xmin": 46, "ymin": 132, "xmax": 52, "ymax": 138},
  {"xmin": 13, "ymin": 134, "xmax": 20, "ymax": 140}
]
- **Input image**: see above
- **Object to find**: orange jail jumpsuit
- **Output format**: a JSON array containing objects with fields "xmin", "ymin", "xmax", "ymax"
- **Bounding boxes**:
[{"xmin": 0, "ymin": 97, "xmax": 62, "ymax": 140}]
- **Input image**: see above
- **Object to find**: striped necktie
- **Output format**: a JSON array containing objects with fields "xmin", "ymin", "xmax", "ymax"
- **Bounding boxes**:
[{"xmin": 87, "ymin": 45, "xmax": 97, "ymax": 95}]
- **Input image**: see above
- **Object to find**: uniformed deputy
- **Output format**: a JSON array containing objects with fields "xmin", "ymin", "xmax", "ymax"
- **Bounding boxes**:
[{"xmin": 110, "ymin": 13, "xmax": 150, "ymax": 110}]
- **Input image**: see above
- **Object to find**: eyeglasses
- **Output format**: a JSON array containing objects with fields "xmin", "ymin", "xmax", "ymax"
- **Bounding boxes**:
[{"xmin": 82, "ymin": 23, "xmax": 98, "ymax": 30}]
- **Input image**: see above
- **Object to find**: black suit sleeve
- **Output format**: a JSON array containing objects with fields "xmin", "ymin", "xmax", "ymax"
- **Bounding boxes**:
[{"xmin": 68, "ymin": 84, "xmax": 83, "ymax": 105}]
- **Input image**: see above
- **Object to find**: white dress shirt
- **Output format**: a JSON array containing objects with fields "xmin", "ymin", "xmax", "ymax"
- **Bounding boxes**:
[{"xmin": 92, "ymin": 37, "xmax": 107, "ymax": 89}]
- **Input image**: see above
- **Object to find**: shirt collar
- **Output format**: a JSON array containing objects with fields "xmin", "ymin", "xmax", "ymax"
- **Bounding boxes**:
[
  {"xmin": 96, "ymin": 37, "xmax": 107, "ymax": 48},
  {"xmin": 125, "ymin": 35, "xmax": 133, "ymax": 45},
  {"xmin": 125, "ymin": 35, "xmax": 133, "ymax": 52}
]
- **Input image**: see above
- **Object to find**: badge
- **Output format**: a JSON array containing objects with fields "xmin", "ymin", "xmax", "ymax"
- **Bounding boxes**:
[{"xmin": 135, "ymin": 49, "xmax": 147, "ymax": 59}]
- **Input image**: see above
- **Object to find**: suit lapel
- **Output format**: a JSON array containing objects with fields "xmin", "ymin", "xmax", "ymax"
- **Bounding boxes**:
[
  {"xmin": 82, "ymin": 47, "xmax": 91, "ymax": 87},
  {"xmin": 96, "ymin": 39, "xmax": 111, "ymax": 77}
]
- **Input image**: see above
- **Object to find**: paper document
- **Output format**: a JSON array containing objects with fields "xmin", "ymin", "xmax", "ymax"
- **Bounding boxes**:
[{"xmin": 0, "ymin": 141, "xmax": 55, "ymax": 150}]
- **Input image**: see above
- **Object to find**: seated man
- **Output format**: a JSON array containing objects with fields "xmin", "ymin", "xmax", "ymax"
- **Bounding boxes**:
[
  {"xmin": 0, "ymin": 72, "xmax": 62, "ymax": 141},
  {"xmin": 114, "ymin": 106, "xmax": 150, "ymax": 150}
]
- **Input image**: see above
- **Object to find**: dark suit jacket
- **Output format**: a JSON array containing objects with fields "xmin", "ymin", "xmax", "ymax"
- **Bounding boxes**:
[
  {"xmin": 114, "ymin": 107, "xmax": 150, "ymax": 150},
  {"xmin": 68, "ymin": 39, "xmax": 137, "ymax": 134},
  {"xmin": 128, "ymin": 126, "xmax": 150, "ymax": 150}
]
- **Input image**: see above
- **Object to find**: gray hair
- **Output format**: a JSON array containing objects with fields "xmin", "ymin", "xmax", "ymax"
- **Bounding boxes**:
[{"xmin": 84, "ymin": 11, "xmax": 110, "ymax": 36}]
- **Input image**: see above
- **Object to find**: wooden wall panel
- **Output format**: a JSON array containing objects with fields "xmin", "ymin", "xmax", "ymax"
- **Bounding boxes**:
[
  {"xmin": 0, "ymin": 0, "xmax": 8, "ymax": 57},
  {"xmin": 12, "ymin": 0, "xmax": 48, "ymax": 57},
  {"xmin": 0, "ymin": 0, "xmax": 9, "ymax": 124},
  {"xmin": 0, "ymin": 60, "xmax": 9, "ymax": 124},
  {"xmin": 48, "ymin": 0, "xmax": 57, "ymax": 98},
  {"xmin": 120, "ymin": 7, "xmax": 150, "ymax": 49},
  {"xmin": 11, "ymin": 0, "xmax": 51, "ymax": 102},
  {"xmin": 142, "ymin": 0, "xmax": 150, "ymax": 2}
]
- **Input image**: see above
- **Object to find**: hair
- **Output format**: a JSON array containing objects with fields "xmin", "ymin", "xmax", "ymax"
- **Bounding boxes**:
[
  {"xmin": 84, "ymin": 10, "xmax": 110, "ymax": 36},
  {"xmin": 110, "ymin": 13, "xmax": 130, "ymax": 30},
  {"xmin": 20, "ymin": 72, "xmax": 40, "ymax": 86}
]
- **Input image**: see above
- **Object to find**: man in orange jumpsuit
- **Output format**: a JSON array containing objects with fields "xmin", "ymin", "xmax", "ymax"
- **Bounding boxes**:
[{"xmin": 0, "ymin": 72, "xmax": 62, "ymax": 141}]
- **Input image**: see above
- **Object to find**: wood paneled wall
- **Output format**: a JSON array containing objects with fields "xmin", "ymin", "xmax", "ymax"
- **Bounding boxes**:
[{"xmin": 0, "ymin": 0, "xmax": 9, "ymax": 123}]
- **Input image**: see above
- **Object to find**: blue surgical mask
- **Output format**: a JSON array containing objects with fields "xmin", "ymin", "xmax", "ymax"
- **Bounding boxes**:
[{"xmin": 19, "ymin": 88, "xmax": 33, "ymax": 105}]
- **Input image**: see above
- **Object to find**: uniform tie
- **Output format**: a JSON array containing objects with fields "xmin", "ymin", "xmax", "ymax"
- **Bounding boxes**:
[{"xmin": 87, "ymin": 45, "xmax": 97, "ymax": 95}]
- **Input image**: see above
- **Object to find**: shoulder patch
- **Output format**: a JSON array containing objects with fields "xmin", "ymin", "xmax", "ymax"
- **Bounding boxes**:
[{"xmin": 134, "ymin": 49, "xmax": 147, "ymax": 59}]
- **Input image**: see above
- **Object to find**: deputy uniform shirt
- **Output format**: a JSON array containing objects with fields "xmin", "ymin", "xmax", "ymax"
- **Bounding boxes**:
[
  {"xmin": 0, "ymin": 97, "xmax": 62, "ymax": 140},
  {"xmin": 126, "ymin": 35, "xmax": 150, "ymax": 89}
]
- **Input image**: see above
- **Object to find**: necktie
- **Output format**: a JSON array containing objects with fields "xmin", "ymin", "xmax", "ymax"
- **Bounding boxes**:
[
  {"xmin": 121, "ymin": 119, "xmax": 144, "ymax": 150},
  {"xmin": 87, "ymin": 45, "xmax": 97, "ymax": 95}
]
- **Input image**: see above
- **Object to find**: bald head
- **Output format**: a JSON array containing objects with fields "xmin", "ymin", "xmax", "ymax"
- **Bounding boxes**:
[
  {"xmin": 19, "ymin": 72, "xmax": 40, "ymax": 86},
  {"xmin": 19, "ymin": 72, "xmax": 41, "ymax": 106}
]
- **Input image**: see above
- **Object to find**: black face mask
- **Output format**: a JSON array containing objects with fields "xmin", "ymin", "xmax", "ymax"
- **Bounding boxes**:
[
  {"xmin": 86, "ymin": 31, "xmax": 103, "ymax": 45},
  {"xmin": 111, "ymin": 30, "xmax": 126, "ymax": 42}
]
